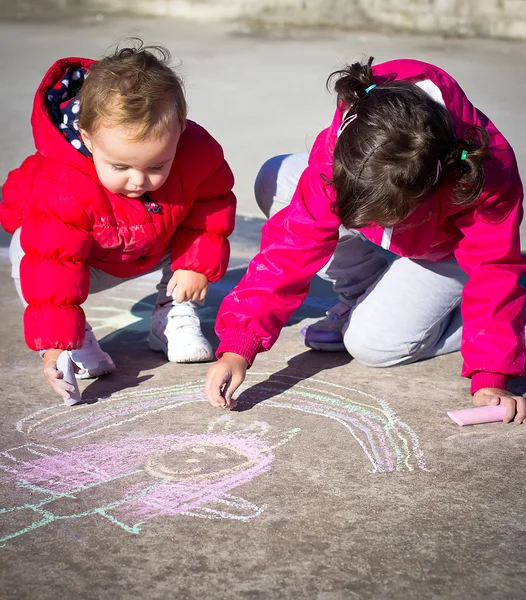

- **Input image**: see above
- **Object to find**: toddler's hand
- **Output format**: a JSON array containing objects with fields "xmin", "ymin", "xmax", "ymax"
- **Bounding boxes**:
[
  {"xmin": 42, "ymin": 349, "xmax": 84, "ymax": 401},
  {"xmin": 472, "ymin": 387, "xmax": 526, "ymax": 424},
  {"xmin": 204, "ymin": 353, "xmax": 248, "ymax": 409},
  {"xmin": 167, "ymin": 269, "xmax": 209, "ymax": 303}
]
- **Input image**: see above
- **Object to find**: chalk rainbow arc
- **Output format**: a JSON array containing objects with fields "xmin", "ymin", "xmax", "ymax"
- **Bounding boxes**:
[{"xmin": 16, "ymin": 374, "xmax": 427, "ymax": 474}]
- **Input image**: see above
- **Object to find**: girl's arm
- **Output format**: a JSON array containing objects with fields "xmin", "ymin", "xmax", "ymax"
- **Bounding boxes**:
[
  {"xmin": 454, "ymin": 183, "xmax": 526, "ymax": 399},
  {"xmin": 215, "ymin": 163, "xmax": 341, "ymax": 366}
]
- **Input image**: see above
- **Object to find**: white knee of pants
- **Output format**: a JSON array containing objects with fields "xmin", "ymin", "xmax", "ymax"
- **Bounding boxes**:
[
  {"xmin": 343, "ymin": 321, "xmax": 412, "ymax": 368},
  {"xmin": 254, "ymin": 153, "xmax": 309, "ymax": 219},
  {"xmin": 254, "ymin": 156, "xmax": 282, "ymax": 218}
]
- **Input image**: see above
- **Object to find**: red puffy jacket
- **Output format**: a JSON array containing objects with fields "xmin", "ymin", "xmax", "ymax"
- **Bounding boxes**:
[
  {"xmin": 216, "ymin": 59, "xmax": 526, "ymax": 394},
  {"xmin": 0, "ymin": 57, "xmax": 236, "ymax": 352}
]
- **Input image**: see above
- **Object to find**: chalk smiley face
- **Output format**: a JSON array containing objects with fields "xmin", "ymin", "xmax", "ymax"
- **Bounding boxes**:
[{"xmin": 144, "ymin": 441, "xmax": 259, "ymax": 482}]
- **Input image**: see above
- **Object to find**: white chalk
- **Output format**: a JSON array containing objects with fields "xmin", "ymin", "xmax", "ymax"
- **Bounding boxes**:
[{"xmin": 56, "ymin": 351, "xmax": 82, "ymax": 406}]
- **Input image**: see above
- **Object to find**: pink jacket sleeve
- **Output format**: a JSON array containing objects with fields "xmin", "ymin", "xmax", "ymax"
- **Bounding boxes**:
[
  {"xmin": 215, "ymin": 163, "xmax": 340, "ymax": 365},
  {"xmin": 454, "ymin": 184, "xmax": 526, "ymax": 394},
  {"xmin": 170, "ymin": 151, "xmax": 236, "ymax": 283}
]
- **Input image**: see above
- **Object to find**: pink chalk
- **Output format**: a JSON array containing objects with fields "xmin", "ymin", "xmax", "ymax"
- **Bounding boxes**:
[
  {"xmin": 57, "ymin": 351, "xmax": 82, "ymax": 406},
  {"xmin": 447, "ymin": 405, "xmax": 507, "ymax": 426}
]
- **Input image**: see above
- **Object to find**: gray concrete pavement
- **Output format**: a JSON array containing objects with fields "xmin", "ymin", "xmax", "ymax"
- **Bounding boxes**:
[
  {"xmin": 2, "ymin": 242, "xmax": 526, "ymax": 599},
  {"xmin": 1, "ymin": 15, "xmax": 526, "ymax": 600}
]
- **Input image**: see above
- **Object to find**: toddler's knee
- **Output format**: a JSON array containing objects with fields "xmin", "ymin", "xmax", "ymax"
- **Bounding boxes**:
[
  {"xmin": 8, "ymin": 228, "xmax": 24, "ymax": 271},
  {"xmin": 343, "ymin": 323, "xmax": 410, "ymax": 368}
]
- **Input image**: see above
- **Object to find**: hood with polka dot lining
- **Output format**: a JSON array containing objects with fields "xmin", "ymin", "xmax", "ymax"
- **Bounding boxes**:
[
  {"xmin": 31, "ymin": 57, "xmax": 97, "ymax": 171},
  {"xmin": 46, "ymin": 64, "xmax": 91, "ymax": 157}
]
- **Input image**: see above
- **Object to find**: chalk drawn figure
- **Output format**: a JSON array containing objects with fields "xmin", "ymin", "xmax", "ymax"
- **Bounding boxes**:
[
  {"xmin": 2, "ymin": 374, "xmax": 427, "ymax": 546},
  {"xmin": 0, "ymin": 423, "xmax": 300, "ymax": 545}
]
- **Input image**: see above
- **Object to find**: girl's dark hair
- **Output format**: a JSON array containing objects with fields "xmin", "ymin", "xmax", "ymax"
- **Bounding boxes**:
[{"xmin": 327, "ymin": 56, "xmax": 490, "ymax": 229}]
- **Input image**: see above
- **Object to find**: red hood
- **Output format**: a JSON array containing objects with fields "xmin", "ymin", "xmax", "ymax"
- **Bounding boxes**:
[{"xmin": 31, "ymin": 57, "xmax": 97, "ymax": 179}]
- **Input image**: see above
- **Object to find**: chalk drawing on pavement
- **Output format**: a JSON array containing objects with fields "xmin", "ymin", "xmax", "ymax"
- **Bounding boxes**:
[{"xmin": 1, "ymin": 374, "xmax": 426, "ymax": 546}]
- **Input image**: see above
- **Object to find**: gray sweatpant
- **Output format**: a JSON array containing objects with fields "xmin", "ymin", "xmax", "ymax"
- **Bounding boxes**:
[
  {"xmin": 9, "ymin": 228, "xmax": 173, "ymax": 309},
  {"xmin": 254, "ymin": 153, "xmax": 468, "ymax": 367}
]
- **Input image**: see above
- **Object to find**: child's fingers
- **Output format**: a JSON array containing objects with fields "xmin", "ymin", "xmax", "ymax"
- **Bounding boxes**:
[
  {"xmin": 500, "ymin": 395, "xmax": 520, "ymax": 423},
  {"xmin": 44, "ymin": 367, "xmax": 75, "ymax": 400},
  {"xmin": 204, "ymin": 367, "xmax": 231, "ymax": 408},
  {"xmin": 54, "ymin": 382, "xmax": 71, "ymax": 401},
  {"xmin": 175, "ymin": 287, "xmax": 187, "ymax": 303},
  {"xmin": 43, "ymin": 364, "xmax": 61, "ymax": 383},
  {"xmin": 472, "ymin": 393, "xmax": 499, "ymax": 407},
  {"xmin": 225, "ymin": 372, "xmax": 244, "ymax": 406},
  {"xmin": 472, "ymin": 392, "xmax": 526, "ymax": 423},
  {"xmin": 513, "ymin": 395, "xmax": 526, "ymax": 424}
]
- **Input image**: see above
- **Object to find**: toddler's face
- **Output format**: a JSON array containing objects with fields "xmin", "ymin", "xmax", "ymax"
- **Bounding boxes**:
[{"xmin": 80, "ymin": 121, "xmax": 183, "ymax": 198}]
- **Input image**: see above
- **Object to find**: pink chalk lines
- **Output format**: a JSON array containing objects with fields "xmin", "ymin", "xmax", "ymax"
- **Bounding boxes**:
[{"xmin": 0, "ymin": 374, "xmax": 426, "ymax": 546}]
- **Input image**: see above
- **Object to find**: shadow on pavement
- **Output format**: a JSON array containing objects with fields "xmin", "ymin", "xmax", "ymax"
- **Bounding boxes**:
[
  {"xmin": 79, "ymin": 263, "xmax": 337, "ymax": 399},
  {"xmin": 234, "ymin": 349, "xmax": 352, "ymax": 411}
]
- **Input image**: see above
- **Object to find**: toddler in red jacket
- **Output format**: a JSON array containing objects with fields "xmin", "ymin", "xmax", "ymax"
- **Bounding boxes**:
[
  {"xmin": 205, "ymin": 56, "xmax": 526, "ymax": 423},
  {"xmin": 0, "ymin": 41, "xmax": 236, "ymax": 402}
]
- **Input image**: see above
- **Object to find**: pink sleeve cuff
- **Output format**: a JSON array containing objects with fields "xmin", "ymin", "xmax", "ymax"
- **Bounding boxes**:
[
  {"xmin": 216, "ymin": 328, "xmax": 263, "ymax": 366},
  {"xmin": 470, "ymin": 372, "xmax": 509, "ymax": 395}
]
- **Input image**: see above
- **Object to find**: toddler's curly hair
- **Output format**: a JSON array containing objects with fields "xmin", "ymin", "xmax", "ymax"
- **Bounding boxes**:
[{"xmin": 78, "ymin": 38, "xmax": 186, "ymax": 141}]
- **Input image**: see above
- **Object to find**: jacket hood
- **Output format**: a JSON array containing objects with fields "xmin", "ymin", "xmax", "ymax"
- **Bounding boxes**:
[
  {"xmin": 31, "ymin": 57, "xmax": 97, "ymax": 178},
  {"xmin": 311, "ymin": 58, "xmax": 520, "ymax": 214},
  {"xmin": 370, "ymin": 59, "xmax": 476, "ymax": 139},
  {"xmin": 372, "ymin": 59, "xmax": 521, "ymax": 216}
]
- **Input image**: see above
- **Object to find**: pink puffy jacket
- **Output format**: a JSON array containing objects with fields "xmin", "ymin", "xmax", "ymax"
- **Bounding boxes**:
[{"xmin": 216, "ymin": 59, "xmax": 526, "ymax": 394}]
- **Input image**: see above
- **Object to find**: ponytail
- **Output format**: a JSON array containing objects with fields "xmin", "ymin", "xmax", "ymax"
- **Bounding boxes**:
[
  {"xmin": 326, "ymin": 56, "xmax": 492, "ymax": 228},
  {"xmin": 327, "ymin": 56, "xmax": 375, "ymax": 108},
  {"xmin": 444, "ymin": 126, "xmax": 490, "ymax": 206}
]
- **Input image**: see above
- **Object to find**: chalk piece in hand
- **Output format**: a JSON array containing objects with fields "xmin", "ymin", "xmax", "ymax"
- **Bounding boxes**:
[
  {"xmin": 57, "ymin": 351, "xmax": 83, "ymax": 406},
  {"xmin": 447, "ymin": 404, "xmax": 507, "ymax": 426}
]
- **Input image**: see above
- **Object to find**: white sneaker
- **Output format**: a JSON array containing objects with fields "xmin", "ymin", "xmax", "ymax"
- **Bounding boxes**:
[
  {"xmin": 149, "ymin": 301, "xmax": 214, "ymax": 363},
  {"xmin": 69, "ymin": 325, "xmax": 116, "ymax": 379}
]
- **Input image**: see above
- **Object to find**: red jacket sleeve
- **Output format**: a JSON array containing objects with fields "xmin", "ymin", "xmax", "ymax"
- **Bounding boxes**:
[
  {"xmin": 454, "ymin": 184, "xmax": 526, "ymax": 394},
  {"xmin": 0, "ymin": 156, "xmax": 39, "ymax": 234},
  {"xmin": 170, "ymin": 151, "xmax": 236, "ymax": 283},
  {"xmin": 20, "ymin": 176, "xmax": 93, "ymax": 351},
  {"xmin": 215, "ymin": 164, "xmax": 340, "ymax": 365}
]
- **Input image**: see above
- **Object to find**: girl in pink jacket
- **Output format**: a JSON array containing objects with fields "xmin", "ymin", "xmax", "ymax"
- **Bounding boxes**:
[{"xmin": 205, "ymin": 57, "xmax": 526, "ymax": 423}]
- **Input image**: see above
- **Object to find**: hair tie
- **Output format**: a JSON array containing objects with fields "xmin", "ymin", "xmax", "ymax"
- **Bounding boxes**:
[
  {"xmin": 460, "ymin": 149, "xmax": 468, "ymax": 161},
  {"xmin": 365, "ymin": 84, "xmax": 377, "ymax": 94}
]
